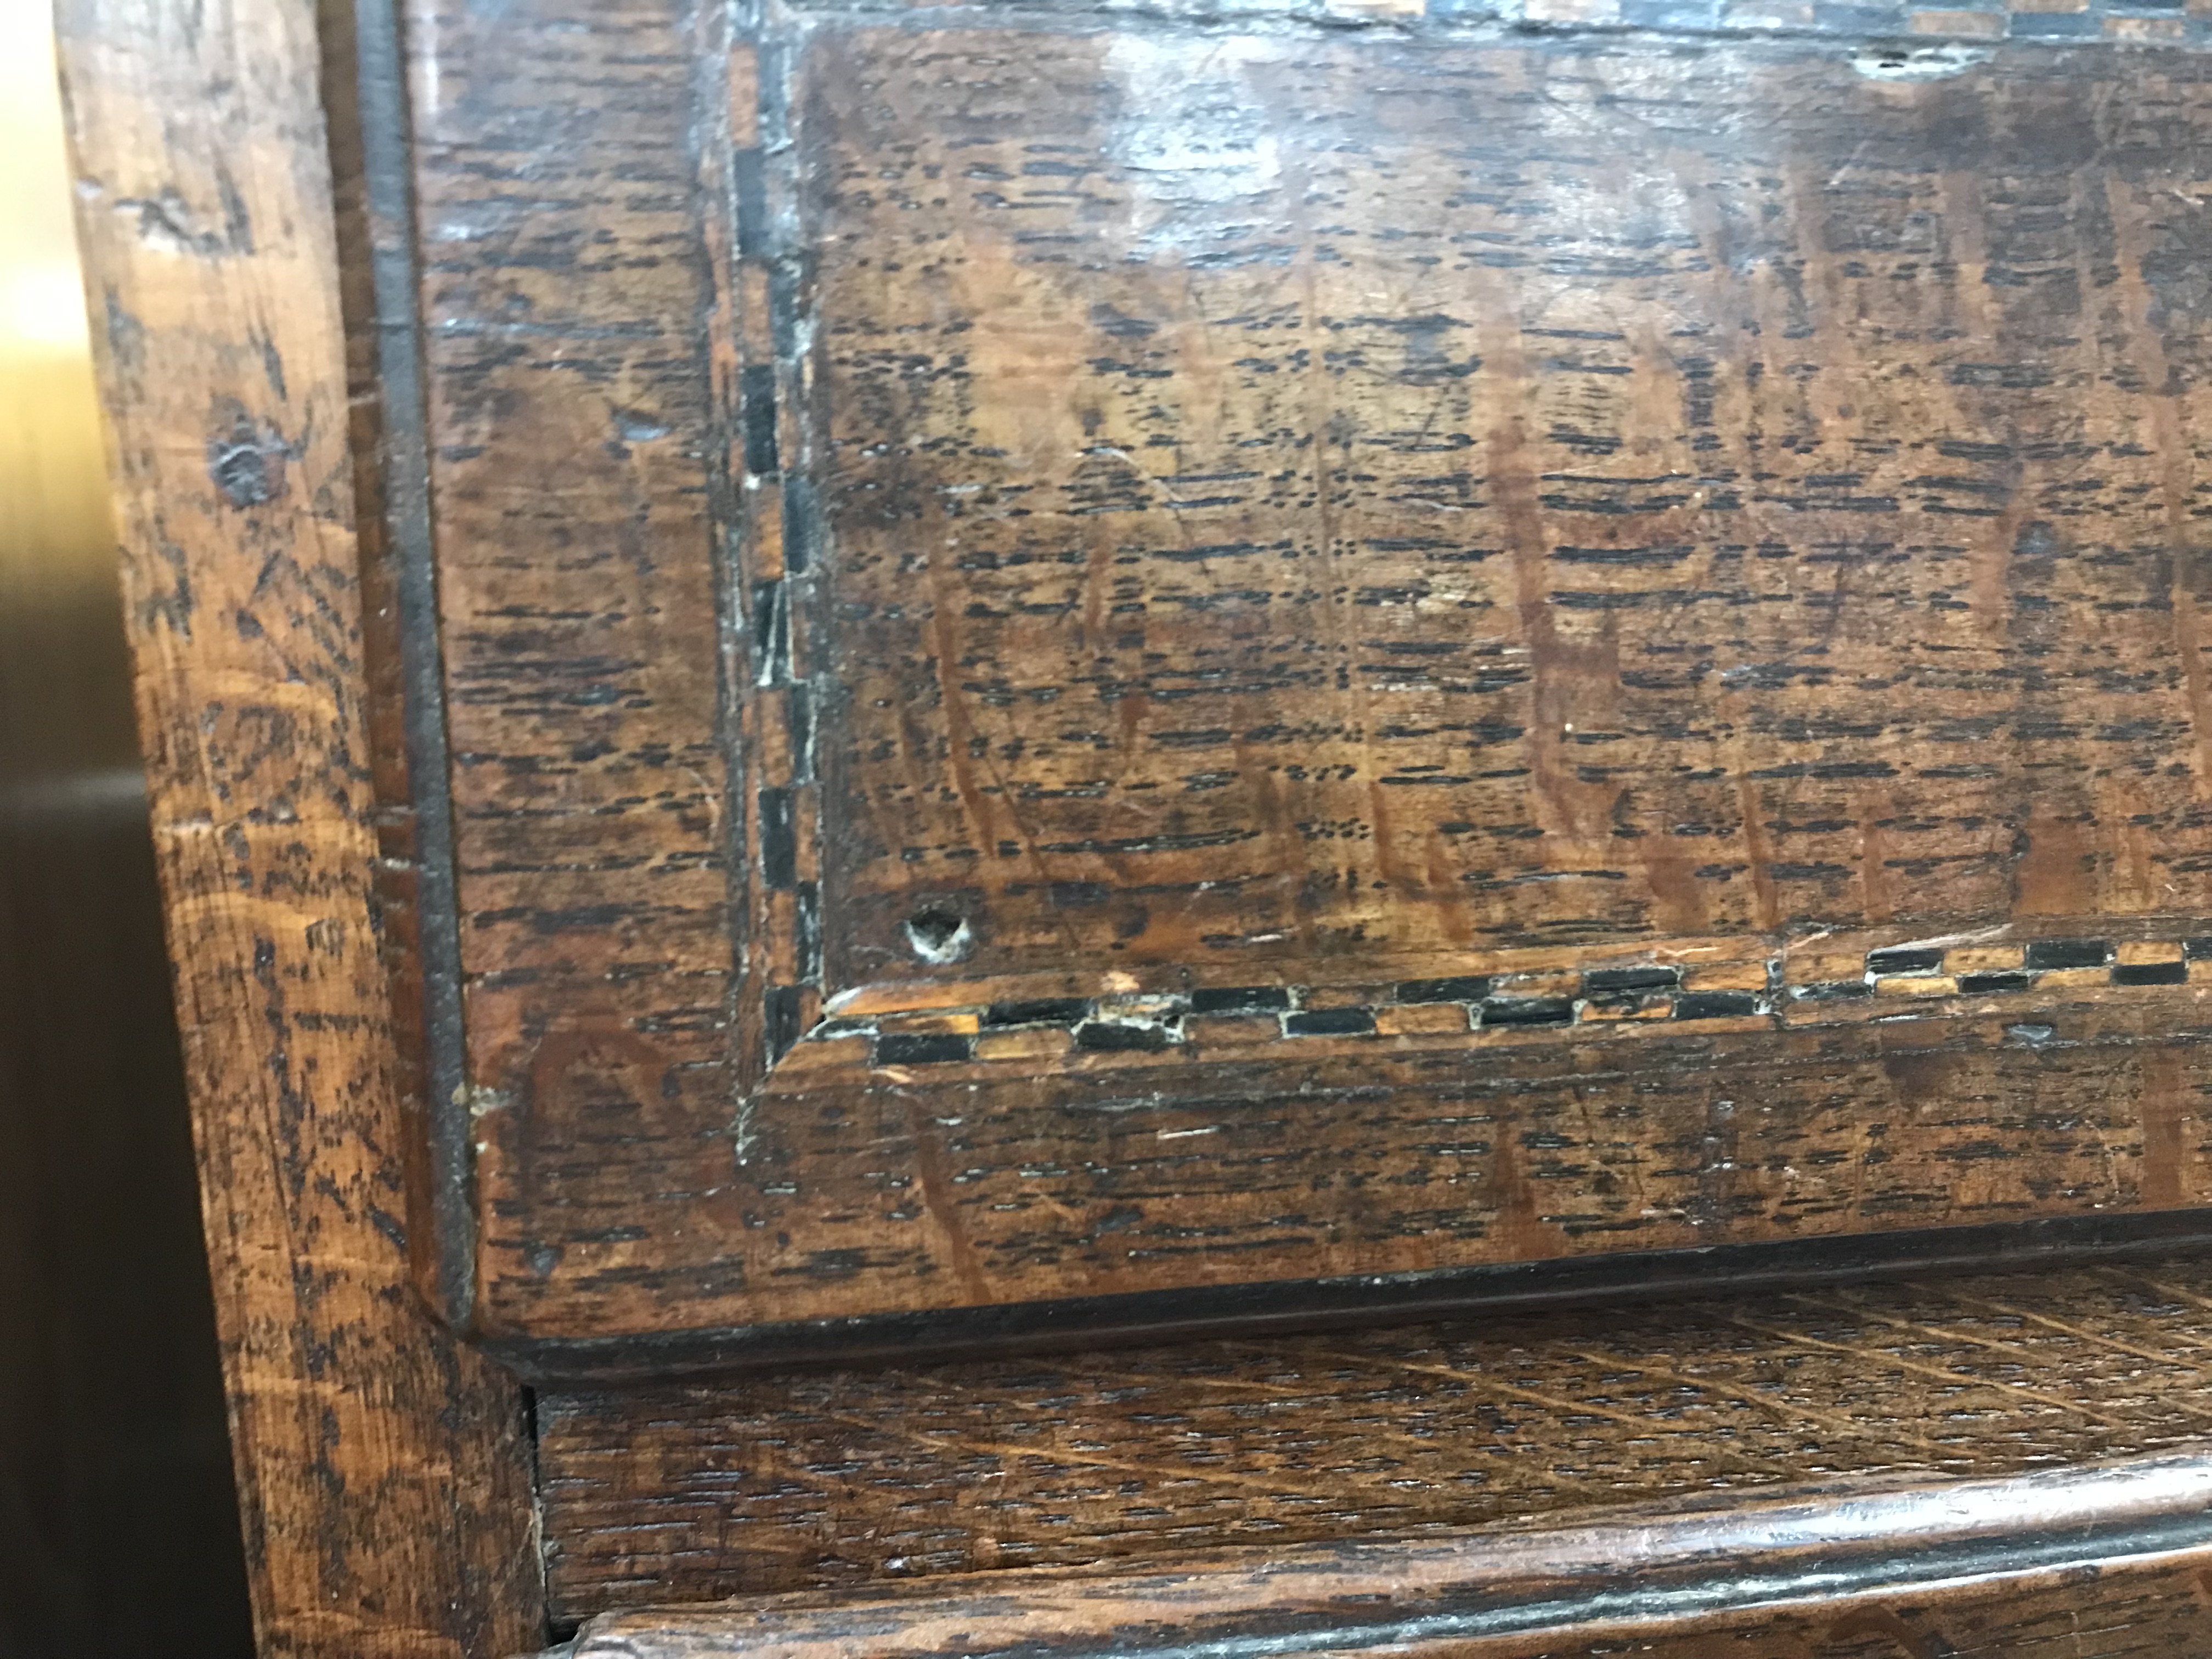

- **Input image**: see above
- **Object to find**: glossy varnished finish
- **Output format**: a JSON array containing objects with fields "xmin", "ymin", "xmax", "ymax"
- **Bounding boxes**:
[
  {"xmin": 362, "ymin": 0, "xmax": 2212, "ymax": 1356},
  {"xmin": 558, "ymin": 1456, "xmax": 2212, "ymax": 1658},
  {"xmin": 54, "ymin": 0, "xmax": 543, "ymax": 1652},
  {"xmin": 540, "ymin": 1257, "xmax": 2212, "ymax": 1616},
  {"xmin": 578, "ymin": 1561, "xmax": 2212, "ymax": 1659}
]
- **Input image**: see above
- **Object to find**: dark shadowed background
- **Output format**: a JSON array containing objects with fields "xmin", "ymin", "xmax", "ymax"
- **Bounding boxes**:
[{"xmin": 0, "ymin": 0, "xmax": 255, "ymax": 1650}]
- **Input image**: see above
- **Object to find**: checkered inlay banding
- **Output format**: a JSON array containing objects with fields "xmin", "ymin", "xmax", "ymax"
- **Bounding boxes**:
[{"xmin": 835, "ymin": 932, "xmax": 2212, "ymax": 1070}]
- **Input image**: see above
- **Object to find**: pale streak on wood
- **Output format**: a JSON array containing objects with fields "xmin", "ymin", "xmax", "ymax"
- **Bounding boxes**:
[
  {"xmin": 1263, "ymin": 1343, "xmax": 1816, "ymax": 1484},
  {"xmin": 806, "ymin": 1401, "xmax": 1372, "ymax": 1508},
  {"xmin": 1554, "ymin": 1344, "xmax": 1906, "ymax": 1452},
  {"xmin": 1718, "ymin": 1308, "xmax": 2141, "ymax": 1431},
  {"xmin": 1811, "ymin": 1284, "xmax": 2212, "ymax": 1420},
  {"xmin": 52, "ymin": 0, "xmax": 544, "ymax": 1653},
  {"xmin": 1069, "ymin": 1363, "xmax": 1633, "ymax": 1500}
]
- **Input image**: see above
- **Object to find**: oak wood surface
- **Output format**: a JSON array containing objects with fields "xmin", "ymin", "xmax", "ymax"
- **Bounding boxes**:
[
  {"xmin": 65, "ymin": 1, "xmax": 2212, "ymax": 1654},
  {"xmin": 53, "ymin": 0, "xmax": 543, "ymax": 1652},
  {"xmin": 362, "ymin": 0, "xmax": 2212, "ymax": 1356},
  {"xmin": 558, "ymin": 1453, "xmax": 2212, "ymax": 1659},
  {"xmin": 539, "ymin": 1255, "xmax": 2212, "ymax": 1619},
  {"xmin": 579, "ymin": 1560, "xmax": 2212, "ymax": 1659}
]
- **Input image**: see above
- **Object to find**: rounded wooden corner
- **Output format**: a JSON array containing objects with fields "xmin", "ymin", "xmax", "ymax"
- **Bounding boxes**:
[{"xmin": 557, "ymin": 1454, "xmax": 2212, "ymax": 1658}]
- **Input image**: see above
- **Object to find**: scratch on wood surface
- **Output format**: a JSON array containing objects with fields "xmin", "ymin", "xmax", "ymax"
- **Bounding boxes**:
[{"xmin": 1726, "ymin": 1307, "xmax": 2141, "ymax": 1433}]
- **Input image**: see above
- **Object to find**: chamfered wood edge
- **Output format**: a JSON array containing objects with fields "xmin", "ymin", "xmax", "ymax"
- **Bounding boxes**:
[
  {"xmin": 492, "ymin": 1206, "xmax": 2212, "ymax": 1381},
  {"xmin": 533, "ymin": 1248, "xmax": 2212, "ymax": 1617},
  {"xmin": 551, "ymin": 1452, "xmax": 2212, "ymax": 1658},
  {"xmin": 321, "ymin": 0, "xmax": 479, "ymax": 1331},
  {"xmin": 52, "ymin": 0, "xmax": 545, "ymax": 1651}
]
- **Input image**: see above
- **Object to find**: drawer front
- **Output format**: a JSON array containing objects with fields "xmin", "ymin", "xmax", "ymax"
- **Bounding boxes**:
[
  {"xmin": 353, "ymin": 0, "xmax": 2212, "ymax": 1364},
  {"xmin": 535, "ymin": 1258, "xmax": 2212, "ymax": 1617},
  {"xmin": 535, "ymin": 1259, "xmax": 2212, "ymax": 1652}
]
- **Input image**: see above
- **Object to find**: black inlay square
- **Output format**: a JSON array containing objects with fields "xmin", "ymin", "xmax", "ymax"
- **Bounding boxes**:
[
  {"xmin": 1583, "ymin": 965, "xmax": 1681, "ymax": 993},
  {"xmin": 1675, "ymin": 991, "xmax": 1760, "ymax": 1020},
  {"xmin": 2186, "ymin": 938, "xmax": 2212, "ymax": 961},
  {"xmin": 1075, "ymin": 1020, "xmax": 1175, "ymax": 1052},
  {"xmin": 2114, "ymin": 961, "xmax": 2188, "ymax": 986},
  {"xmin": 984, "ymin": 997, "xmax": 1091, "ymax": 1027},
  {"xmin": 758, "ymin": 786, "xmax": 797, "ymax": 890},
  {"xmin": 1190, "ymin": 986, "xmax": 1293, "ymax": 1014},
  {"xmin": 1397, "ymin": 975, "xmax": 1493, "ymax": 1005},
  {"xmin": 1285, "ymin": 1007, "xmax": 1378, "ymax": 1037},
  {"xmin": 2024, "ymin": 939, "xmax": 2111, "ymax": 970},
  {"xmin": 764, "ymin": 984, "xmax": 805, "ymax": 1060},
  {"xmin": 1794, "ymin": 980, "xmax": 1872, "ymax": 1001},
  {"xmin": 781, "ymin": 476, "xmax": 819, "ymax": 575},
  {"xmin": 1480, "ymin": 996, "xmax": 1575, "ymax": 1028},
  {"xmin": 732, "ymin": 145, "xmax": 770, "ymax": 255},
  {"xmin": 875, "ymin": 1032, "xmax": 973, "ymax": 1065},
  {"xmin": 741, "ymin": 362, "xmax": 781, "ymax": 476},
  {"xmin": 1960, "ymin": 971, "xmax": 2035, "ymax": 994},
  {"xmin": 1866, "ymin": 947, "xmax": 1943, "ymax": 975}
]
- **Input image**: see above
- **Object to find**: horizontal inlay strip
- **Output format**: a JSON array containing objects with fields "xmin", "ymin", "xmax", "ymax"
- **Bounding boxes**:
[{"xmin": 777, "ymin": 928, "xmax": 2212, "ymax": 1086}]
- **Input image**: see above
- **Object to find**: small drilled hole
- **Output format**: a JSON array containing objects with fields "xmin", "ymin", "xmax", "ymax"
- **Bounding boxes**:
[{"xmin": 904, "ymin": 906, "xmax": 972, "ymax": 964}]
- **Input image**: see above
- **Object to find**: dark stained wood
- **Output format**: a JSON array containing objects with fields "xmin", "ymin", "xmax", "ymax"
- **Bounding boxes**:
[
  {"xmin": 72, "ymin": 0, "xmax": 2212, "ymax": 1651},
  {"xmin": 360, "ymin": 7, "xmax": 2212, "ymax": 1359},
  {"xmin": 583, "ymin": 1555, "xmax": 2212, "ymax": 1659},
  {"xmin": 388, "ymin": 0, "xmax": 741, "ymax": 1343},
  {"xmin": 539, "ymin": 1256, "xmax": 2212, "ymax": 1618},
  {"xmin": 555, "ymin": 1453, "xmax": 2212, "ymax": 1659},
  {"xmin": 52, "ymin": 0, "xmax": 545, "ymax": 1652}
]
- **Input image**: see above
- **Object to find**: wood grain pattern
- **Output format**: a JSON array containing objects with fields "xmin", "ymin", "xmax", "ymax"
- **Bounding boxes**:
[
  {"xmin": 72, "ymin": 1, "xmax": 2212, "ymax": 1651},
  {"xmin": 53, "ymin": 0, "xmax": 544, "ymax": 1652},
  {"xmin": 806, "ymin": 32, "xmax": 2212, "ymax": 981},
  {"xmin": 367, "ymin": 14, "xmax": 2212, "ymax": 1355},
  {"xmin": 538, "ymin": 1256, "xmax": 2212, "ymax": 1617},
  {"xmin": 389, "ymin": 0, "xmax": 748, "ymax": 1340},
  {"xmin": 556, "ymin": 1453, "xmax": 2212, "ymax": 1659}
]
